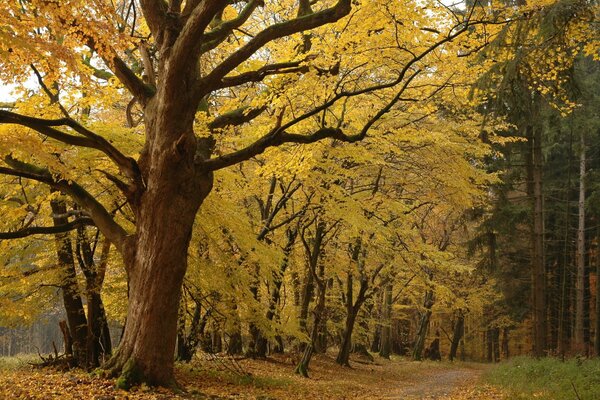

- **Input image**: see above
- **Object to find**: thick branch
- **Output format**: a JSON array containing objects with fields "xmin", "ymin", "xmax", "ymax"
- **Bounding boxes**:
[
  {"xmin": 218, "ymin": 60, "xmax": 307, "ymax": 89},
  {"xmin": 196, "ymin": 0, "xmax": 263, "ymax": 55},
  {"xmin": 139, "ymin": 0, "xmax": 169, "ymax": 38},
  {"xmin": 208, "ymin": 106, "xmax": 266, "ymax": 131},
  {"xmin": 0, "ymin": 110, "xmax": 141, "ymax": 183},
  {"xmin": 174, "ymin": 0, "xmax": 229, "ymax": 60},
  {"xmin": 198, "ymin": 0, "xmax": 351, "ymax": 95},
  {"xmin": 0, "ymin": 162, "xmax": 128, "ymax": 253},
  {"xmin": 0, "ymin": 218, "xmax": 95, "ymax": 239}
]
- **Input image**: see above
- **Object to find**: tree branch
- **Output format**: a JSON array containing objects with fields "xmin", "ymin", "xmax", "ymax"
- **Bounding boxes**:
[
  {"xmin": 218, "ymin": 60, "xmax": 307, "ymax": 89},
  {"xmin": 0, "ymin": 110, "xmax": 141, "ymax": 184},
  {"xmin": 0, "ymin": 161, "xmax": 128, "ymax": 253},
  {"xmin": 174, "ymin": 0, "xmax": 228, "ymax": 59},
  {"xmin": 0, "ymin": 218, "xmax": 95, "ymax": 239},
  {"xmin": 139, "ymin": 0, "xmax": 169, "ymax": 39},
  {"xmin": 196, "ymin": 0, "xmax": 264, "ymax": 55},
  {"xmin": 200, "ymin": 14, "xmax": 494, "ymax": 172},
  {"xmin": 207, "ymin": 106, "xmax": 267, "ymax": 131},
  {"xmin": 201, "ymin": 68, "xmax": 421, "ymax": 171},
  {"xmin": 197, "ymin": 0, "xmax": 351, "ymax": 95}
]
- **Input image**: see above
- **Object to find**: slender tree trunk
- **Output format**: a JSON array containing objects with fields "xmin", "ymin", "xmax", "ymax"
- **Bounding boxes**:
[
  {"xmin": 527, "ymin": 124, "xmax": 547, "ymax": 357},
  {"xmin": 371, "ymin": 290, "xmax": 383, "ymax": 353},
  {"xmin": 295, "ymin": 220, "xmax": 326, "ymax": 376},
  {"xmin": 336, "ymin": 241, "xmax": 369, "ymax": 367},
  {"xmin": 295, "ymin": 279, "xmax": 326, "ymax": 377},
  {"xmin": 558, "ymin": 129, "xmax": 572, "ymax": 356},
  {"xmin": 449, "ymin": 312, "xmax": 464, "ymax": 361},
  {"xmin": 575, "ymin": 130, "xmax": 586, "ymax": 353},
  {"xmin": 595, "ymin": 226, "xmax": 600, "ymax": 356},
  {"xmin": 379, "ymin": 285, "xmax": 392, "ymax": 359},
  {"xmin": 502, "ymin": 328, "xmax": 510, "ymax": 359},
  {"xmin": 51, "ymin": 199, "xmax": 88, "ymax": 366},
  {"xmin": 298, "ymin": 264, "xmax": 314, "ymax": 338},
  {"xmin": 413, "ymin": 290, "xmax": 434, "ymax": 361}
]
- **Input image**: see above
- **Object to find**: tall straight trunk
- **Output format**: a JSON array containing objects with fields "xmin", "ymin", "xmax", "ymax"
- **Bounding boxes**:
[
  {"xmin": 50, "ymin": 199, "xmax": 88, "ymax": 366},
  {"xmin": 77, "ymin": 230, "xmax": 112, "ymax": 368},
  {"xmin": 527, "ymin": 124, "xmax": 547, "ymax": 357},
  {"xmin": 379, "ymin": 284, "xmax": 392, "ymax": 359},
  {"xmin": 413, "ymin": 289, "xmax": 434, "ymax": 361},
  {"xmin": 298, "ymin": 264, "xmax": 314, "ymax": 337},
  {"xmin": 558, "ymin": 129, "xmax": 572, "ymax": 356},
  {"xmin": 595, "ymin": 226, "xmax": 600, "ymax": 356},
  {"xmin": 575, "ymin": 130, "xmax": 586, "ymax": 352}
]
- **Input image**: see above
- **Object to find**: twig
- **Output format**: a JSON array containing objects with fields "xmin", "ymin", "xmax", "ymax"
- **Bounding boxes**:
[{"xmin": 572, "ymin": 382, "xmax": 582, "ymax": 400}]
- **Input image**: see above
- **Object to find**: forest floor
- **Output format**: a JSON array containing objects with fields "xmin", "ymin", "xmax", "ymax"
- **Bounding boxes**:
[{"xmin": 0, "ymin": 352, "xmax": 505, "ymax": 399}]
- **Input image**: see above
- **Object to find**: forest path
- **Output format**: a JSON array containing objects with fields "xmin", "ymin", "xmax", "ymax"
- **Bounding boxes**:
[{"xmin": 385, "ymin": 363, "xmax": 490, "ymax": 399}]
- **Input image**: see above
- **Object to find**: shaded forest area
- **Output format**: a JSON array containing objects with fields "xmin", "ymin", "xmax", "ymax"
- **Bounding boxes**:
[{"xmin": 0, "ymin": 0, "xmax": 598, "ymax": 395}]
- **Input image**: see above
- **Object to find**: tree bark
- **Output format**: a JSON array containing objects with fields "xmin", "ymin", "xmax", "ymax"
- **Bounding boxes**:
[
  {"xmin": 336, "ymin": 239, "xmax": 369, "ymax": 367},
  {"xmin": 379, "ymin": 285, "xmax": 392, "ymax": 359},
  {"xmin": 574, "ymin": 130, "xmax": 586, "ymax": 353},
  {"xmin": 527, "ymin": 124, "xmax": 547, "ymax": 357},
  {"xmin": 449, "ymin": 312, "xmax": 464, "ymax": 361},
  {"xmin": 413, "ymin": 289, "xmax": 434, "ymax": 361},
  {"xmin": 557, "ymin": 128, "xmax": 573, "ymax": 357},
  {"xmin": 103, "ymin": 93, "xmax": 214, "ymax": 387},
  {"xmin": 51, "ymin": 199, "xmax": 88, "ymax": 366},
  {"xmin": 595, "ymin": 226, "xmax": 600, "ymax": 356}
]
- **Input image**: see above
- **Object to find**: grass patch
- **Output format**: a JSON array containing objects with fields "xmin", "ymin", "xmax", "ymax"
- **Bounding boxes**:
[
  {"xmin": 177, "ymin": 362, "xmax": 292, "ymax": 390},
  {"xmin": 0, "ymin": 354, "xmax": 38, "ymax": 370},
  {"xmin": 484, "ymin": 356, "xmax": 600, "ymax": 400}
]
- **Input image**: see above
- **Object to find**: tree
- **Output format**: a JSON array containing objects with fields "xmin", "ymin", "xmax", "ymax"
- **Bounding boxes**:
[{"xmin": 0, "ymin": 0, "xmax": 523, "ymax": 387}]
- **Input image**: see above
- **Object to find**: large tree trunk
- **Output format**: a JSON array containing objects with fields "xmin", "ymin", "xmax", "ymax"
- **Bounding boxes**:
[{"xmin": 103, "ymin": 94, "xmax": 213, "ymax": 387}]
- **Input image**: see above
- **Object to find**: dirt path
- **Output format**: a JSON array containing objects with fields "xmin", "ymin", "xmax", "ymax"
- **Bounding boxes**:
[{"xmin": 383, "ymin": 364, "xmax": 489, "ymax": 399}]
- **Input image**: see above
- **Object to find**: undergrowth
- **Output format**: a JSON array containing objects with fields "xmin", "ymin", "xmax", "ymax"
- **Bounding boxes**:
[
  {"xmin": 0, "ymin": 354, "xmax": 38, "ymax": 370},
  {"xmin": 485, "ymin": 356, "xmax": 600, "ymax": 400}
]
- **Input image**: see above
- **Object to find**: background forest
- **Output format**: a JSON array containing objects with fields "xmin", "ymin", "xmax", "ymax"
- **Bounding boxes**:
[{"xmin": 0, "ymin": 0, "xmax": 598, "ymax": 397}]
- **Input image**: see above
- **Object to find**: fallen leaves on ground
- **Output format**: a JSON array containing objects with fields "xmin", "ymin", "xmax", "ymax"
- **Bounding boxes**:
[{"xmin": 0, "ymin": 353, "xmax": 509, "ymax": 399}]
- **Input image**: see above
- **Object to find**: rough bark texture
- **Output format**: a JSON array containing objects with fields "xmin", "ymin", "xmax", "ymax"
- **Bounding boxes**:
[{"xmin": 105, "ymin": 89, "xmax": 214, "ymax": 387}]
